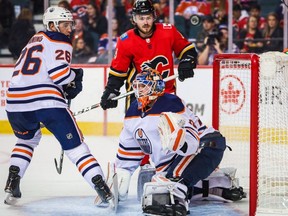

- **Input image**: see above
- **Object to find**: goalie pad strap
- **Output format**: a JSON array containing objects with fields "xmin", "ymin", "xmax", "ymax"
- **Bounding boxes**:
[{"xmin": 202, "ymin": 180, "xmax": 209, "ymax": 197}]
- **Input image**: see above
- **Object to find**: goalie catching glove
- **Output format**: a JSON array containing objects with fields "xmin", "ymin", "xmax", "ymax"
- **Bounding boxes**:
[
  {"xmin": 63, "ymin": 68, "xmax": 83, "ymax": 99},
  {"xmin": 158, "ymin": 112, "xmax": 186, "ymax": 153}
]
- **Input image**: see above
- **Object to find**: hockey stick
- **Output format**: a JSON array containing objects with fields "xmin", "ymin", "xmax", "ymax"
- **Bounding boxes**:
[
  {"xmin": 54, "ymin": 149, "xmax": 64, "ymax": 174},
  {"xmin": 73, "ymin": 74, "xmax": 179, "ymax": 116},
  {"xmin": 54, "ymin": 99, "xmax": 71, "ymax": 174}
]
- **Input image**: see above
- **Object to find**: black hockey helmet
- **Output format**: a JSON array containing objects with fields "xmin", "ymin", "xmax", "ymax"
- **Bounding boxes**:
[{"xmin": 132, "ymin": 0, "xmax": 155, "ymax": 15}]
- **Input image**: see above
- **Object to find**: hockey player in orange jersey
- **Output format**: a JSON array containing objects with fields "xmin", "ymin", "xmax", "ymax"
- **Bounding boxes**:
[{"xmin": 4, "ymin": 6, "xmax": 112, "ymax": 206}]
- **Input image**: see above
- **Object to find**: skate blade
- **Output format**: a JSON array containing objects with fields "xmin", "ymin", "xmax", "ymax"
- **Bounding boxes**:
[{"xmin": 4, "ymin": 192, "xmax": 19, "ymax": 205}]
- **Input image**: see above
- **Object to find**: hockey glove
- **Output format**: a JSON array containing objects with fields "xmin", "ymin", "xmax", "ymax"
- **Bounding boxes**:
[
  {"xmin": 100, "ymin": 87, "xmax": 120, "ymax": 110},
  {"xmin": 158, "ymin": 112, "xmax": 186, "ymax": 152},
  {"xmin": 178, "ymin": 55, "xmax": 196, "ymax": 82},
  {"xmin": 63, "ymin": 68, "xmax": 83, "ymax": 99}
]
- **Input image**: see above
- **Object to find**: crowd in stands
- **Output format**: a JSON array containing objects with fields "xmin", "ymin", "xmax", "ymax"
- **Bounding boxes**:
[{"xmin": 0, "ymin": 0, "xmax": 286, "ymax": 65}]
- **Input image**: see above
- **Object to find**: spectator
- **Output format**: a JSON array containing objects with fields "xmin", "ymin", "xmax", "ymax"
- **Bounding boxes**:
[
  {"xmin": 196, "ymin": 15, "xmax": 216, "ymax": 52},
  {"xmin": 232, "ymin": 4, "xmax": 248, "ymax": 37},
  {"xmin": 96, "ymin": 18, "xmax": 120, "ymax": 64},
  {"xmin": 274, "ymin": 0, "xmax": 285, "ymax": 27},
  {"xmin": 198, "ymin": 24, "xmax": 240, "ymax": 65},
  {"xmin": 262, "ymin": 12, "xmax": 283, "ymax": 52},
  {"xmin": 0, "ymin": 0, "xmax": 14, "ymax": 48},
  {"xmin": 153, "ymin": 0, "xmax": 170, "ymax": 23},
  {"xmin": 70, "ymin": 0, "xmax": 89, "ymax": 17},
  {"xmin": 58, "ymin": 0, "xmax": 73, "ymax": 11},
  {"xmin": 237, "ymin": 15, "xmax": 264, "ymax": 53},
  {"xmin": 70, "ymin": 18, "xmax": 95, "ymax": 52},
  {"xmin": 210, "ymin": 0, "xmax": 228, "ymax": 15},
  {"xmin": 113, "ymin": 0, "xmax": 134, "ymax": 34},
  {"xmin": 82, "ymin": 3, "xmax": 108, "ymax": 52},
  {"xmin": 72, "ymin": 37, "xmax": 96, "ymax": 64},
  {"xmin": 211, "ymin": 0, "xmax": 228, "ymax": 25},
  {"xmin": 238, "ymin": 3, "xmax": 266, "ymax": 31},
  {"xmin": 8, "ymin": 8, "xmax": 36, "ymax": 59}
]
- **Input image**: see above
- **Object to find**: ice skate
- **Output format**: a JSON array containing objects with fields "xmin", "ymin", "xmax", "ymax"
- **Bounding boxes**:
[
  {"xmin": 92, "ymin": 175, "xmax": 114, "ymax": 204},
  {"xmin": 4, "ymin": 165, "xmax": 21, "ymax": 205}
]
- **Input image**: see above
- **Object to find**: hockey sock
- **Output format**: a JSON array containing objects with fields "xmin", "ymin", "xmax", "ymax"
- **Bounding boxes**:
[
  {"xmin": 10, "ymin": 129, "xmax": 41, "ymax": 178},
  {"xmin": 65, "ymin": 142, "xmax": 104, "ymax": 188},
  {"xmin": 10, "ymin": 143, "xmax": 34, "ymax": 178}
]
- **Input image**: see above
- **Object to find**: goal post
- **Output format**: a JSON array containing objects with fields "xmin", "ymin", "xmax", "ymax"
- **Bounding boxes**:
[{"xmin": 212, "ymin": 52, "xmax": 288, "ymax": 216}]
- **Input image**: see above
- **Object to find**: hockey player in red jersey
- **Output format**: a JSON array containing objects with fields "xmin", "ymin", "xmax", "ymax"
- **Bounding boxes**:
[
  {"xmin": 100, "ymin": 0, "xmax": 197, "ymax": 180},
  {"xmin": 4, "ymin": 6, "xmax": 112, "ymax": 206},
  {"xmin": 113, "ymin": 69, "xmax": 245, "ymax": 215},
  {"xmin": 100, "ymin": 0, "xmax": 197, "ymax": 111}
]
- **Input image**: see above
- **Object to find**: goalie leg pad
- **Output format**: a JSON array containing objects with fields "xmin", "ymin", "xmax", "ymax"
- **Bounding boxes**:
[
  {"xmin": 137, "ymin": 164, "xmax": 156, "ymax": 201},
  {"xmin": 117, "ymin": 168, "xmax": 131, "ymax": 201},
  {"xmin": 142, "ymin": 181, "xmax": 188, "ymax": 216},
  {"xmin": 192, "ymin": 167, "xmax": 246, "ymax": 202}
]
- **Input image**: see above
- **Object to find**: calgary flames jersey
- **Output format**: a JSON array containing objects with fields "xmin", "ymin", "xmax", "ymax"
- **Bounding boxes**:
[
  {"xmin": 110, "ymin": 23, "xmax": 195, "ymax": 94},
  {"xmin": 6, "ymin": 31, "xmax": 75, "ymax": 112}
]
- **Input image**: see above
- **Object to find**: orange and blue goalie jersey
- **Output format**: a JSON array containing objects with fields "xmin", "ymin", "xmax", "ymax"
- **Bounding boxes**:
[{"xmin": 109, "ymin": 23, "xmax": 195, "ymax": 94}]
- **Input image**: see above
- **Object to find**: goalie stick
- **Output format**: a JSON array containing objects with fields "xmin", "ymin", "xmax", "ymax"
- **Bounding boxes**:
[{"xmin": 73, "ymin": 74, "xmax": 179, "ymax": 116}]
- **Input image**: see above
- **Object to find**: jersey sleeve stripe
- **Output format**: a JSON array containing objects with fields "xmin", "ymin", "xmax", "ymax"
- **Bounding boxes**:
[
  {"xmin": 51, "ymin": 67, "xmax": 69, "ymax": 80},
  {"xmin": 54, "ymin": 72, "xmax": 72, "ymax": 85},
  {"xmin": 186, "ymin": 127, "xmax": 200, "ymax": 141},
  {"xmin": 109, "ymin": 68, "xmax": 128, "ymax": 78},
  {"xmin": 48, "ymin": 64, "xmax": 68, "ymax": 74},
  {"xmin": 178, "ymin": 43, "xmax": 195, "ymax": 59}
]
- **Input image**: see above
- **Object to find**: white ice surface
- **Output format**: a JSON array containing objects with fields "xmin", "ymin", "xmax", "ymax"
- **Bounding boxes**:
[{"xmin": 0, "ymin": 135, "xmax": 249, "ymax": 215}]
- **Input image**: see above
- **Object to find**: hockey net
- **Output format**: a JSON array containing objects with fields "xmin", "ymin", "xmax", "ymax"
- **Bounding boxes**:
[{"xmin": 212, "ymin": 52, "xmax": 288, "ymax": 216}]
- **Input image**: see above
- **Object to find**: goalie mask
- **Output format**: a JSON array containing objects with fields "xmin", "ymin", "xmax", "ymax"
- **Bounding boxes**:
[
  {"xmin": 132, "ymin": 69, "xmax": 165, "ymax": 110},
  {"xmin": 43, "ymin": 6, "xmax": 74, "ymax": 32}
]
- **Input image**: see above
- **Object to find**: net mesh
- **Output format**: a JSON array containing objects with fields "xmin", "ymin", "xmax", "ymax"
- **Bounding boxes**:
[{"xmin": 215, "ymin": 52, "xmax": 288, "ymax": 214}]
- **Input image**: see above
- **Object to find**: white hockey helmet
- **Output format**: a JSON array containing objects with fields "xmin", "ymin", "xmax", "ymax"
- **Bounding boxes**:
[{"xmin": 43, "ymin": 6, "xmax": 74, "ymax": 31}]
